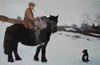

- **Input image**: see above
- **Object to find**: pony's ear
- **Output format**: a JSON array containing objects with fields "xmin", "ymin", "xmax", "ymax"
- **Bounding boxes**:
[{"xmin": 50, "ymin": 14, "xmax": 52, "ymax": 17}]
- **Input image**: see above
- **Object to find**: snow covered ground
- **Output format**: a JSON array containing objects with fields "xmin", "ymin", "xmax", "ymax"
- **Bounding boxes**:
[
  {"xmin": 0, "ymin": 23, "xmax": 100, "ymax": 65},
  {"xmin": 0, "ymin": 0, "xmax": 100, "ymax": 65}
]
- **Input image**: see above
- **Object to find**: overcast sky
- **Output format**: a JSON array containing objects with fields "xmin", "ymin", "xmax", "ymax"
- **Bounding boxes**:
[{"xmin": 0, "ymin": 0, "xmax": 100, "ymax": 25}]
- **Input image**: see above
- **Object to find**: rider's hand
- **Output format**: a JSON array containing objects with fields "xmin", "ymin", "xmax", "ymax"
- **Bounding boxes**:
[{"xmin": 34, "ymin": 17, "xmax": 40, "ymax": 21}]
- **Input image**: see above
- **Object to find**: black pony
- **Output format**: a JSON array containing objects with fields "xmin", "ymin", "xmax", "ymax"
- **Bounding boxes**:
[{"xmin": 3, "ymin": 15, "xmax": 58, "ymax": 62}]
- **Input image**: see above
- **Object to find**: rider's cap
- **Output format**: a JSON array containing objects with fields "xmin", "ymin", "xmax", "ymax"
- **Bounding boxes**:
[{"xmin": 29, "ymin": 2, "xmax": 36, "ymax": 6}]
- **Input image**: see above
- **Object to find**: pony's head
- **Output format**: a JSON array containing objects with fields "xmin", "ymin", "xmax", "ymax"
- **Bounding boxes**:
[{"xmin": 48, "ymin": 15, "xmax": 59, "ymax": 33}]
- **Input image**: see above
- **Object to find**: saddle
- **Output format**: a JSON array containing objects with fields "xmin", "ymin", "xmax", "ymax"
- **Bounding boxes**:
[{"xmin": 34, "ymin": 16, "xmax": 48, "ymax": 31}]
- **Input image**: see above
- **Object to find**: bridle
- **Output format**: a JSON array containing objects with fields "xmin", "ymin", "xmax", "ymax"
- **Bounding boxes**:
[{"xmin": 48, "ymin": 20, "xmax": 57, "ymax": 29}]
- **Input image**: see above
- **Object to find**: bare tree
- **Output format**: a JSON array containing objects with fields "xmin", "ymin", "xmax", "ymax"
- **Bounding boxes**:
[
  {"xmin": 80, "ymin": 13, "xmax": 92, "ymax": 30},
  {"xmin": 80, "ymin": 13, "xmax": 91, "ymax": 24},
  {"xmin": 94, "ymin": 14, "xmax": 100, "ymax": 26}
]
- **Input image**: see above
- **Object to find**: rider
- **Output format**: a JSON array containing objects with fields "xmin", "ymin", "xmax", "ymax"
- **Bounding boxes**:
[{"xmin": 23, "ymin": 2, "xmax": 41, "ymax": 45}]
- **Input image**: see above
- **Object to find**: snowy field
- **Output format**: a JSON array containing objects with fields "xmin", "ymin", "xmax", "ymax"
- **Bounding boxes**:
[
  {"xmin": 0, "ymin": 22, "xmax": 100, "ymax": 65},
  {"xmin": 0, "ymin": 0, "xmax": 100, "ymax": 65}
]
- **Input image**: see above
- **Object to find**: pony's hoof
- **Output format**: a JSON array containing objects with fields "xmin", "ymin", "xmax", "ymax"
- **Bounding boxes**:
[
  {"xmin": 8, "ymin": 59, "xmax": 14, "ymax": 62},
  {"xmin": 41, "ymin": 58, "xmax": 47, "ymax": 62},
  {"xmin": 15, "ymin": 57, "xmax": 22, "ymax": 61},
  {"xmin": 34, "ymin": 56, "xmax": 39, "ymax": 61}
]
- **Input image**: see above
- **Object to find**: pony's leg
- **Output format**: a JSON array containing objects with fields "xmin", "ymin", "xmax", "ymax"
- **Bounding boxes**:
[
  {"xmin": 34, "ymin": 46, "xmax": 41, "ymax": 61},
  {"xmin": 13, "ymin": 43, "xmax": 22, "ymax": 61},
  {"xmin": 13, "ymin": 50, "xmax": 22, "ymax": 61},
  {"xmin": 41, "ymin": 43, "xmax": 47, "ymax": 62},
  {"xmin": 8, "ymin": 51, "xmax": 14, "ymax": 62}
]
